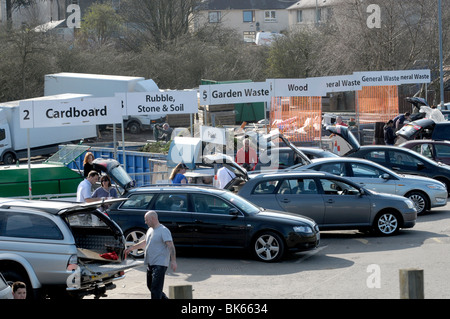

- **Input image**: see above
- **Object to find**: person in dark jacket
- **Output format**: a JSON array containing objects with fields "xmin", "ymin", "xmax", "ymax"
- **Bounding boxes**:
[{"xmin": 384, "ymin": 120, "xmax": 396, "ymax": 145}]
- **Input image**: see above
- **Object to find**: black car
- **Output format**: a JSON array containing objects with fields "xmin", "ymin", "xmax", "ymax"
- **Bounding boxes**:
[
  {"xmin": 107, "ymin": 185, "xmax": 320, "ymax": 262},
  {"xmin": 396, "ymin": 118, "xmax": 450, "ymax": 142},
  {"xmin": 327, "ymin": 125, "xmax": 450, "ymax": 191}
]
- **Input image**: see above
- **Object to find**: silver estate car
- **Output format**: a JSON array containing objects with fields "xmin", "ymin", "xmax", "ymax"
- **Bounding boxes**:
[
  {"xmin": 0, "ymin": 198, "xmax": 142, "ymax": 299},
  {"xmin": 237, "ymin": 171, "xmax": 417, "ymax": 236},
  {"xmin": 288, "ymin": 157, "xmax": 448, "ymax": 215}
]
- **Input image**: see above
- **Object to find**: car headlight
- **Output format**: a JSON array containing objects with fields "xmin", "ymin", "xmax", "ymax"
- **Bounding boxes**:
[
  {"xmin": 293, "ymin": 225, "xmax": 313, "ymax": 234},
  {"xmin": 404, "ymin": 199, "xmax": 415, "ymax": 209},
  {"xmin": 427, "ymin": 184, "xmax": 446, "ymax": 190}
]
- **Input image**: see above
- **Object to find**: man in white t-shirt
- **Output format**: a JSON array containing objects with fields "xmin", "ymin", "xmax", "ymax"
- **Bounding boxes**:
[
  {"xmin": 217, "ymin": 166, "xmax": 236, "ymax": 189},
  {"xmin": 76, "ymin": 170, "xmax": 100, "ymax": 202}
]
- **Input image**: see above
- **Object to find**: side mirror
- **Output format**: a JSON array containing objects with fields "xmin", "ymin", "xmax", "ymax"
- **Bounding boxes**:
[
  {"xmin": 380, "ymin": 173, "xmax": 390, "ymax": 180},
  {"xmin": 417, "ymin": 162, "xmax": 425, "ymax": 170},
  {"xmin": 228, "ymin": 208, "xmax": 239, "ymax": 216}
]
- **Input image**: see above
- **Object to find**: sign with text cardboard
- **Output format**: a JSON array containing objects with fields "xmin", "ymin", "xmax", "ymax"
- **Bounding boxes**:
[{"xmin": 20, "ymin": 96, "xmax": 122, "ymax": 128}]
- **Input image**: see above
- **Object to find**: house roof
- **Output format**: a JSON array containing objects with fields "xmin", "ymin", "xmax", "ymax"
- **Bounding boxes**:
[
  {"xmin": 199, "ymin": 0, "xmax": 298, "ymax": 10},
  {"xmin": 287, "ymin": 0, "xmax": 346, "ymax": 9}
]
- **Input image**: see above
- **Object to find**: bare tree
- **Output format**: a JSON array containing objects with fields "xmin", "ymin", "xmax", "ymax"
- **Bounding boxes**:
[{"xmin": 119, "ymin": 0, "xmax": 200, "ymax": 49}]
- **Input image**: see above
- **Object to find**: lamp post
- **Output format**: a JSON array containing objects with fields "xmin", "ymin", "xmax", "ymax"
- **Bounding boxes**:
[{"xmin": 438, "ymin": 0, "xmax": 444, "ymax": 107}]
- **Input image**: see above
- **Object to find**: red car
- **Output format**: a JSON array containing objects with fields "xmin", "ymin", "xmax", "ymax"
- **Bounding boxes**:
[{"xmin": 399, "ymin": 140, "xmax": 450, "ymax": 165}]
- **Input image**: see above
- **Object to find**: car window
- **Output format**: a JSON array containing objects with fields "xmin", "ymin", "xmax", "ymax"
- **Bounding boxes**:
[
  {"xmin": 350, "ymin": 163, "xmax": 382, "ymax": 178},
  {"xmin": 316, "ymin": 162, "xmax": 345, "ymax": 176},
  {"xmin": 66, "ymin": 212, "xmax": 108, "ymax": 228},
  {"xmin": 154, "ymin": 194, "xmax": 187, "ymax": 212},
  {"xmin": 277, "ymin": 178, "xmax": 318, "ymax": 194},
  {"xmin": 363, "ymin": 150, "xmax": 386, "ymax": 165},
  {"xmin": 121, "ymin": 193, "xmax": 155, "ymax": 209},
  {"xmin": 0, "ymin": 212, "xmax": 63, "ymax": 240},
  {"xmin": 252, "ymin": 180, "xmax": 279, "ymax": 194},
  {"xmin": 388, "ymin": 151, "xmax": 419, "ymax": 166},
  {"xmin": 192, "ymin": 193, "xmax": 233, "ymax": 215},
  {"xmin": 434, "ymin": 144, "xmax": 450, "ymax": 158},
  {"xmin": 411, "ymin": 144, "xmax": 433, "ymax": 159},
  {"xmin": 319, "ymin": 178, "xmax": 360, "ymax": 195}
]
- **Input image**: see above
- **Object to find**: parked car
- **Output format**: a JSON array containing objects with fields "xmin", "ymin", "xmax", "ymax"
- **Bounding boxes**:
[
  {"xmin": 399, "ymin": 139, "xmax": 450, "ymax": 165},
  {"xmin": 396, "ymin": 118, "xmax": 450, "ymax": 142},
  {"xmin": 298, "ymin": 147, "xmax": 339, "ymax": 160},
  {"xmin": 237, "ymin": 171, "xmax": 417, "ymax": 235},
  {"xmin": 0, "ymin": 198, "xmax": 142, "ymax": 299},
  {"xmin": 287, "ymin": 157, "xmax": 447, "ymax": 215},
  {"xmin": 326, "ymin": 125, "xmax": 450, "ymax": 192},
  {"xmin": 107, "ymin": 185, "xmax": 320, "ymax": 262},
  {"xmin": 0, "ymin": 273, "xmax": 13, "ymax": 299},
  {"xmin": 254, "ymin": 147, "xmax": 338, "ymax": 171}
]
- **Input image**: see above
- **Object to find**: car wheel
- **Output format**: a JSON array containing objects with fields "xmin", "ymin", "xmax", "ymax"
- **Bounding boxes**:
[
  {"xmin": 252, "ymin": 231, "xmax": 285, "ymax": 262},
  {"xmin": 374, "ymin": 211, "xmax": 400, "ymax": 236},
  {"xmin": 406, "ymin": 191, "xmax": 429, "ymax": 215},
  {"xmin": 124, "ymin": 229, "xmax": 146, "ymax": 258}
]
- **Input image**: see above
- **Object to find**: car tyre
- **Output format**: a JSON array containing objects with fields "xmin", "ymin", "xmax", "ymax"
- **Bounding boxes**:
[
  {"xmin": 124, "ymin": 229, "xmax": 146, "ymax": 258},
  {"xmin": 252, "ymin": 231, "xmax": 285, "ymax": 262},
  {"xmin": 374, "ymin": 211, "xmax": 400, "ymax": 236},
  {"xmin": 406, "ymin": 191, "xmax": 429, "ymax": 215}
]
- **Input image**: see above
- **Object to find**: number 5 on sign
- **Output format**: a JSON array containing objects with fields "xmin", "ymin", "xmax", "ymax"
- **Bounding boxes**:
[{"xmin": 19, "ymin": 101, "xmax": 34, "ymax": 129}]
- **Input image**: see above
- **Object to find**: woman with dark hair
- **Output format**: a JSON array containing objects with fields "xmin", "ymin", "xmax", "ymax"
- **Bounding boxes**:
[
  {"xmin": 92, "ymin": 175, "xmax": 118, "ymax": 211},
  {"xmin": 169, "ymin": 163, "xmax": 188, "ymax": 184},
  {"xmin": 384, "ymin": 120, "xmax": 396, "ymax": 145}
]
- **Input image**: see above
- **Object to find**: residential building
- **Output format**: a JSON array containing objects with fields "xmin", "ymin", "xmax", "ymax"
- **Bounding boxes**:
[
  {"xmin": 287, "ymin": 0, "xmax": 345, "ymax": 29},
  {"xmin": 194, "ymin": 0, "xmax": 298, "ymax": 43}
]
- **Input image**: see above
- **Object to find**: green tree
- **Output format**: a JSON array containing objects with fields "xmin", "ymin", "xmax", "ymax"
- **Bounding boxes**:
[{"xmin": 81, "ymin": 3, "xmax": 123, "ymax": 46}]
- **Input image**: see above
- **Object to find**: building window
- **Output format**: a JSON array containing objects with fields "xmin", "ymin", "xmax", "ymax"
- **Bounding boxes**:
[
  {"xmin": 209, "ymin": 11, "xmax": 221, "ymax": 23},
  {"xmin": 243, "ymin": 31, "xmax": 256, "ymax": 43},
  {"xmin": 316, "ymin": 8, "xmax": 322, "ymax": 22},
  {"xmin": 296, "ymin": 10, "xmax": 303, "ymax": 23},
  {"xmin": 243, "ymin": 10, "xmax": 255, "ymax": 23},
  {"xmin": 264, "ymin": 10, "xmax": 276, "ymax": 22}
]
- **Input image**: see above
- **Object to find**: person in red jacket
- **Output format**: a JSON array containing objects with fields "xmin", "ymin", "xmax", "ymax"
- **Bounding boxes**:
[{"xmin": 236, "ymin": 138, "xmax": 258, "ymax": 171}]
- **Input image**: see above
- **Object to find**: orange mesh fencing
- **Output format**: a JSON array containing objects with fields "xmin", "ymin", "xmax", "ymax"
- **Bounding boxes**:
[
  {"xmin": 357, "ymin": 86, "xmax": 399, "ymax": 123},
  {"xmin": 270, "ymin": 96, "xmax": 322, "ymax": 143}
]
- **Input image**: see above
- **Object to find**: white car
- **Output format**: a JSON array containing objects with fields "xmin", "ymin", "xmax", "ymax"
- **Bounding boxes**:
[{"xmin": 289, "ymin": 157, "xmax": 448, "ymax": 215}]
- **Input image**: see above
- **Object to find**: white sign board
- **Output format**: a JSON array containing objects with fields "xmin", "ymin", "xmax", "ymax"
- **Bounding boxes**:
[
  {"xmin": 199, "ymin": 81, "xmax": 271, "ymax": 105},
  {"xmin": 200, "ymin": 125, "xmax": 226, "ymax": 145},
  {"xmin": 355, "ymin": 69, "xmax": 431, "ymax": 86},
  {"xmin": 314, "ymin": 74, "xmax": 363, "ymax": 93},
  {"xmin": 120, "ymin": 90, "xmax": 198, "ymax": 116},
  {"xmin": 20, "ymin": 96, "xmax": 122, "ymax": 128},
  {"xmin": 269, "ymin": 78, "xmax": 325, "ymax": 97}
]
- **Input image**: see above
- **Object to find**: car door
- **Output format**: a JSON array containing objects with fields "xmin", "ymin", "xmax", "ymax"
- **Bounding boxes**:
[
  {"xmin": 275, "ymin": 178, "xmax": 325, "ymax": 225},
  {"xmin": 152, "ymin": 193, "xmax": 194, "ymax": 246},
  {"xmin": 386, "ymin": 150, "xmax": 430, "ymax": 176},
  {"xmin": 190, "ymin": 193, "xmax": 248, "ymax": 248},
  {"xmin": 318, "ymin": 178, "xmax": 371, "ymax": 227},
  {"xmin": 433, "ymin": 143, "xmax": 450, "ymax": 165},
  {"xmin": 347, "ymin": 162, "xmax": 397, "ymax": 194}
]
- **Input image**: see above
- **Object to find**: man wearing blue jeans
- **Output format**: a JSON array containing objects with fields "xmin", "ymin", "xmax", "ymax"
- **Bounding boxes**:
[{"xmin": 124, "ymin": 211, "xmax": 177, "ymax": 299}]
